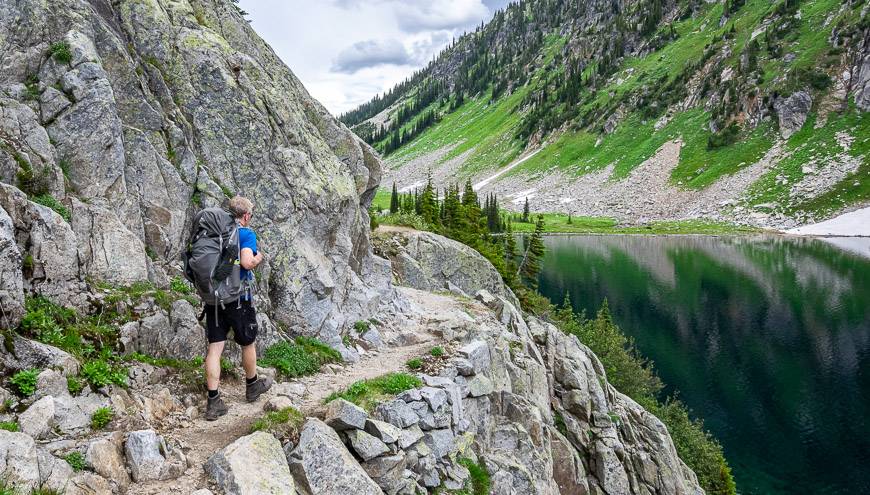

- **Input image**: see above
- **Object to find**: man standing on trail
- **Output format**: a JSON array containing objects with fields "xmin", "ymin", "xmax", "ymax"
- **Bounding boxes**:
[{"xmin": 203, "ymin": 196, "xmax": 272, "ymax": 420}]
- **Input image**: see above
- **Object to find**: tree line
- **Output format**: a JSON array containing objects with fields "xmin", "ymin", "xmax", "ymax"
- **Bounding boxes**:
[{"xmin": 385, "ymin": 180, "xmax": 546, "ymax": 289}]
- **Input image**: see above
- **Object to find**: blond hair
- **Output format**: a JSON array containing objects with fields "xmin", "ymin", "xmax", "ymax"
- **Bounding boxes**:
[{"xmin": 227, "ymin": 195, "xmax": 254, "ymax": 219}]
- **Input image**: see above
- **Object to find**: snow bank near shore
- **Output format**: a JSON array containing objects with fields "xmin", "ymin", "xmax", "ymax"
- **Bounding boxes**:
[{"xmin": 786, "ymin": 206, "xmax": 870, "ymax": 237}]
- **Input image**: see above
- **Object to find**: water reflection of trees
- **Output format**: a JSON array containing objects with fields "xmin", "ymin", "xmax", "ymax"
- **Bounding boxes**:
[{"xmin": 538, "ymin": 235, "xmax": 870, "ymax": 494}]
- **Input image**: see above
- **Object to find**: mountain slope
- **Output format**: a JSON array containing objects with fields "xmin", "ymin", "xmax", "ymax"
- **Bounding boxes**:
[{"xmin": 346, "ymin": 0, "xmax": 870, "ymax": 229}]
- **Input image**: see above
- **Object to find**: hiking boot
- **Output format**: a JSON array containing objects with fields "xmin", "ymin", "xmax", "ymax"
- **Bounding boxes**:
[
  {"xmin": 205, "ymin": 393, "xmax": 229, "ymax": 421},
  {"xmin": 245, "ymin": 376, "xmax": 273, "ymax": 402}
]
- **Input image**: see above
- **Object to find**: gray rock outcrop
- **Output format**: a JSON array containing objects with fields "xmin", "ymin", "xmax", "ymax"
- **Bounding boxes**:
[
  {"xmin": 854, "ymin": 50, "xmax": 870, "ymax": 111},
  {"xmin": 0, "ymin": 204, "xmax": 23, "ymax": 328},
  {"xmin": 372, "ymin": 229, "xmax": 520, "ymax": 308},
  {"xmin": 124, "ymin": 429, "xmax": 186, "ymax": 482},
  {"xmin": 0, "ymin": 0, "xmax": 391, "ymax": 341},
  {"xmin": 205, "ymin": 431, "xmax": 296, "ymax": 495},
  {"xmin": 0, "ymin": 431, "xmax": 40, "ymax": 491},
  {"xmin": 287, "ymin": 418, "xmax": 382, "ymax": 495},
  {"xmin": 773, "ymin": 90, "xmax": 812, "ymax": 138}
]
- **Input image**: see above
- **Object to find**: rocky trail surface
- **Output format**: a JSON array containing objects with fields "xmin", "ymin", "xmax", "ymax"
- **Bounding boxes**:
[{"xmin": 130, "ymin": 290, "xmax": 441, "ymax": 494}]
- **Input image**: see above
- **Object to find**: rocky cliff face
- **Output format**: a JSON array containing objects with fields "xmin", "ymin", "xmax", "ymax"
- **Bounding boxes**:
[{"xmin": 0, "ymin": 0, "xmax": 389, "ymax": 342}]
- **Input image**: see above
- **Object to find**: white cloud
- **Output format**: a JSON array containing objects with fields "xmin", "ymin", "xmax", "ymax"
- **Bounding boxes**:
[
  {"xmin": 239, "ymin": 0, "xmax": 511, "ymax": 114},
  {"xmin": 332, "ymin": 38, "xmax": 413, "ymax": 74},
  {"xmin": 394, "ymin": 0, "xmax": 490, "ymax": 32}
]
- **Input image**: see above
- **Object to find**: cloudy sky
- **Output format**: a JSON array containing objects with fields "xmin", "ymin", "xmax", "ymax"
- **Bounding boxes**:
[{"xmin": 239, "ymin": 0, "xmax": 511, "ymax": 116}]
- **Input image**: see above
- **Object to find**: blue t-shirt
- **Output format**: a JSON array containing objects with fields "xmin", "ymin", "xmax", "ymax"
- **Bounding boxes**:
[{"xmin": 239, "ymin": 227, "xmax": 257, "ymax": 282}]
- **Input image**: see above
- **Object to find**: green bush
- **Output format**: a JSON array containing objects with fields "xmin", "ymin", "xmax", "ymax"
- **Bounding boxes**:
[
  {"xmin": 0, "ymin": 479, "xmax": 15, "ymax": 495},
  {"xmin": 169, "ymin": 276, "xmax": 193, "ymax": 295},
  {"xmin": 9, "ymin": 369, "xmax": 40, "ymax": 397},
  {"xmin": 15, "ymin": 159, "xmax": 50, "ymax": 197},
  {"xmin": 67, "ymin": 375, "xmax": 84, "ymax": 395},
  {"xmin": 32, "ymin": 194, "xmax": 71, "ymax": 222},
  {"xmin": 22, "ymin": 74, "xmax": 41, "ymax": 102},
  {"xmin": 325, "ymin": 372, "xmax": 422, "ymax": 411},
  {"xmin": 429, "ymin": 346, "xmax": 444, "ymax": 357},
  {"xmin": 406, "ymin": 358, "xmax": 423, "ymax": 370},
  {"xmin": 377, "ymin": 212, "xmax": 431, "ymax": 230},
  {"xmin": 250, "ymin": 407, "xmax": 304, "ymax": 441},
  {"xmin": 353, "ymin": 320, "xmax": 370, "ymax": 334},
  {"xmin": 64, "ymin": 451, "xmax": 86, "ymax": 472},
  {"xmin": 707, "ymin": 122, "xmax": 740, "ymax": 150},
  {"xmin": 31, "ymin": 487, "xmax": 62, "ymax": 495},
  {"xmin": 458, "ymin": 458, "xmax": 491, "ymax": 495},
  {"xmin": 91, "ymin": 407, "xmax": 114, "ymax": 430},
  {"xmin": 49, "ymin": 41, "xmax": 72, "ymax": 63},
  {"xmin": 80, "ymin": 360, "xmax": 127, "ymax": 388},
  {"xmin": 260, "ymin": 337, "xmax": 341, "ymax": 379},
  {"xmin": 557, "ymin": 300, "xmax": 662, "ymax": 400},
  {"xmin": 648, "ymin": 398, "xmax": 736, "ymax": 495},
  {"xmin": 0, "ymin": 422, "xmax": 18, "ymax": 432}
]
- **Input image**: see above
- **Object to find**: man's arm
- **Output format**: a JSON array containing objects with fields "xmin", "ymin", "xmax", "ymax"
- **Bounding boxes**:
[{"xmin": 240, "ymin": 248, "xmax": 263, "ymax": 270}]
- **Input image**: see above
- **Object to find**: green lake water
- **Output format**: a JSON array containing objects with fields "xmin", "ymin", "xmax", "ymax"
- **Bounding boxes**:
[{"xmin": 536, "ymin": 235, "xmax": 870, "ymax": 495}]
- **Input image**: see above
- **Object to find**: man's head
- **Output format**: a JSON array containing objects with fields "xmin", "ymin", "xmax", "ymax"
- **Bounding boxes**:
[{"xmin": 228, "ymin": 196, "xmax": 254, "ymax": 226}]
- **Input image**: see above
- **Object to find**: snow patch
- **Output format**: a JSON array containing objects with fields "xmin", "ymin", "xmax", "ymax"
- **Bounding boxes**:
[
  {"xmin": 472, "ymin": 149, "xmax": 542, "ymax": 191},
  {"xmin": 786, "ymin": 206, "xmax": 870, "ymax": 237}
]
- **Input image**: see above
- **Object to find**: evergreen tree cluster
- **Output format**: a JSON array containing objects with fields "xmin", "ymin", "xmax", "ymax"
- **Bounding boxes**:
[{"xmin": 386, "ymin": 180, "xmax": 547, "ymax": 288}]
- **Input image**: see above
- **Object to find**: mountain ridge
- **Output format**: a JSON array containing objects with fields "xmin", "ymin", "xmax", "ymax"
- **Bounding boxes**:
[{"xmin": 346, "ymin": 0, "xmax": 869, "ymax": 230}]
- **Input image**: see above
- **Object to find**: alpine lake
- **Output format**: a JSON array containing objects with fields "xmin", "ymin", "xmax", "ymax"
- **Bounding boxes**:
[{"xmin": 536, "ymin": 234, "xmax": 870, "ymax": 495}]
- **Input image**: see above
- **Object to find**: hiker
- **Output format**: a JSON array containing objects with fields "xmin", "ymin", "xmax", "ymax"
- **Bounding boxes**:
[{"xmin": 184, "ymin": 195, "xmax": 272, "ymax": 420}]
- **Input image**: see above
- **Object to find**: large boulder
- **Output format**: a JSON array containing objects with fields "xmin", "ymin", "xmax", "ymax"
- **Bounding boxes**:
[
  {"xmin": 18, "ymin": 395, "xmax": 56, "ymax": 439},
  {"xmin": 0, "ymin": 183, "xmax": 85, "ymax": 306},
  {"xmin": 0, "ymin": 334, "xmax": 80, "ymax": 376},
  {"xmin": 325, "ymin": 398, "xmax": 367, "ymax": 431},
  {"xmin": 69, "ymin": 198, "xmax": 149, "ymax": 286},
  {"xmin": 773, "ymin": 90, "xmax": 812, "ymax": 138},
  {"xmin": 287, "ymin": 418, "xmax": 381, "ymax": 495},
  {"xmin": 86, "ymin": 433, "xmax": 130, "ymax": 491},
  {"xmin": 0, "ymin": 431, "xmax": 40, "ymax": 491},
  {"xmin": 854, "ymin": 51, "xmax": 870, "ymax": 111},
  {"xmin": 124, "ymin": 429, "xmax": 186, "ymax": 482},
  {"xmin": 0, "ymin": 204, "xmax": 24, "ymax": 329},
  {"xmin": 128, "ymin": 300, "xmax": 207, "ymax": 360},
  {"xmin": 204, "ymin": 431, "xmax": 296, "ymax": 495},
  {"xmin": 372, "ymin": 229, "xmax": 520, "ymax": 308}
]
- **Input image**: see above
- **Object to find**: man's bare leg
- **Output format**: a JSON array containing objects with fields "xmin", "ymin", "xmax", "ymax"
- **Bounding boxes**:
[
  {"xmin": 241, "ymin": 343, "xmax": 257, "ymax": 380},
  {"xmin": 205, "ymin": 341, "xmax": 226, "ymax": 390},
  {"xmin": 204, "ymin": 341, "xmax": 229, "ymax": 420}
]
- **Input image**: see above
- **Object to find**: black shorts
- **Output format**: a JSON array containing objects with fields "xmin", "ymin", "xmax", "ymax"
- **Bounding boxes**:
[{"xmin": 204, "ymin": 300, "xmax": 258, "ymax": 346}]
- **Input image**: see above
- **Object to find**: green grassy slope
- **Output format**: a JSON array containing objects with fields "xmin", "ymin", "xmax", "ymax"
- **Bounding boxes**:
[{"xmin": 375, "ymin": 0, "xmax": 866, "ymax": 221}]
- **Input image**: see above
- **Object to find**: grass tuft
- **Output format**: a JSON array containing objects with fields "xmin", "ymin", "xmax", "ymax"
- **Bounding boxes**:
[
  {"xmin": 325, "ymin": 372, "xmax": 422, "ymax": 411},
  {"xmin": 260, "ymin": 337, "xmax": 341, "ymax": 379},
  {"xmin": 49, "ymin": 41, "xmax": 72, "ymax": 64},
  {"xmin": 9, "ymin": 369, "xmax": 40, "ymax": 397},
  {"xmin": 250, "ymin": 407, "xmax": 305, "ymax": 442},
  {"xmin": 91, "ymin": 407, "xmax": 114, "ymax": 430},
  {"xmin": 64, "ymin": 451, "xmax": 86, "ymax": 472}
]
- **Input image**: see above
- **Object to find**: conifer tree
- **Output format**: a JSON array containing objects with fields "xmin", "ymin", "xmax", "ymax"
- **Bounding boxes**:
[
  {"xmin": 390, "ymin": 182, "xmax": 400, "ymax": 213},
  {"xmin": 517, "ymin": 214, "xmax": 545, "ymax": 288},
  {"xmin": 522, "ymin": 197, "xmax": 530, "ymax": 223},
  {"xmin": 419, "ymin": 177, "xmax": 439, "ymax": 225},
  {"xmin": 504, "ymin": 220, "xmax": 517, "ymax": 272}
]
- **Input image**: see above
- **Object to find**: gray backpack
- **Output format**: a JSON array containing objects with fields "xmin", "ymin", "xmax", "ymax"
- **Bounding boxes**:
[{"xmin": 183, "ymin": 208, "xmax": 243, "ymax": 307}]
